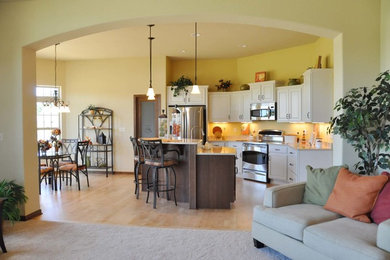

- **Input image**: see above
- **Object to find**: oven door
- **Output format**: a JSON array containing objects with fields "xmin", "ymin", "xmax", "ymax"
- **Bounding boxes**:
[{"xmin": 242, "ymin": 144, "xmax": 269, "ymax": 182}]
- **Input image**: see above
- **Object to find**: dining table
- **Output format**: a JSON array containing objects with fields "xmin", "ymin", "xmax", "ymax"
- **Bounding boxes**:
[{"xmin": 38, "ymin": 150, "xmax": 71, "ymax": 191}]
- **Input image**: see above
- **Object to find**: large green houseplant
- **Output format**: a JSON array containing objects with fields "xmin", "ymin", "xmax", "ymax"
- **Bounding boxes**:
[
  {"xmin": 0, "ymin": 180, "xmax": 28, "ymax": 223},
  {"xmin": 170, "ymin": 75, "xmax": 193, "ymax": 97},
  {"xmin": 329, "ymin": 70, "xmax": 390, "ymax": 175}
]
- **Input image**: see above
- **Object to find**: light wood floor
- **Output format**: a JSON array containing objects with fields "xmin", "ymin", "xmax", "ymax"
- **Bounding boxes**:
[{"xmin": 38, "ymin": 172, "xmax": 269, "ymax": 231}]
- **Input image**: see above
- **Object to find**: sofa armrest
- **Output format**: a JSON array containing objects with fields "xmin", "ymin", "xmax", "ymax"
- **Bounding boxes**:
[
  {"xmin": 263, "ymin": 182, "xmax": 306, "ymax": 208},
  {"xmin": 377, "ymin": 218, "xmax": 390, "ymax": 253}
]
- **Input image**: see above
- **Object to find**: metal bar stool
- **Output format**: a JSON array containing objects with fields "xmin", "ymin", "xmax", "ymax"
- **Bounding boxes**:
[
  {"xmin": 130, "ymin": 137, "xmax": 146, "ymax": 199},
  {"xmin": 139, "ymin": 139, "xmax": 179, "ymax": 209}
]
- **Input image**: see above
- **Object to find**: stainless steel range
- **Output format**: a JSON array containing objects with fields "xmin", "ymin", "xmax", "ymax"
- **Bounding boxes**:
[{"xmin": 242, "ymin": 130, "xmax": 283, "ymax": 183}]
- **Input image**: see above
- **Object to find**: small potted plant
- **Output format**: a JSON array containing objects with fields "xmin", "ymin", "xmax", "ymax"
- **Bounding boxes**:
[
  {"xmin": 87, "ymin": 105, "xmax": 96, "ymax": 115},
  {"xmin": 170, "ymin": 75, "xmax": 193, "ymax": 97},
  {"xmin": 216, "ymin": 79, "xmax": 232, "ymax": 91},
  {"xmin": 0, "ymin": 180, "xmax": 28, "ymax": 223}
]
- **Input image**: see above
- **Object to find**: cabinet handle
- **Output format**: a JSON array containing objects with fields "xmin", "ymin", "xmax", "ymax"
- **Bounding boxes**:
[
  {"xmin": 289, "ymin": 177, "xmax": 293, "ymax": 181},
  {"xmin": 289, "ymin": 163, "xmax": 294, "ymax": 166},
  {"xmin": 307, "ymin": 112, "xmax": 310, "ymax": 119},
  {"xmin": 289, "ymin": 152, "xmax": 294, "ymax": 154},
  {"xmin": 228, "ymin": 115, "xmax": 231, "ymax": 120},
  {"xmin": 188, "ymin": 97, "xmax": 191, "ymax": 102},
  {"xmin": 275, "ymin": 148, "xmax": 280, "ymax": 151},
  {"xmin": 262, "ymin": 95, "xmax": 265, "ymax": 100}
]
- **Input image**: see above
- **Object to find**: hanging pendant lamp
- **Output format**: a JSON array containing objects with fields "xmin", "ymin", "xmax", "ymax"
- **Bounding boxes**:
[
  {"xmin": 191, "ymin": 22, "xmax": 200, "ymax": 95},
  {"xmin": 43, "ymin": 43, "xmax": 70, "ymax": 113},
  {"xmin": 146, "ymin": 24, "xmax": 156, "ymax": 100}
]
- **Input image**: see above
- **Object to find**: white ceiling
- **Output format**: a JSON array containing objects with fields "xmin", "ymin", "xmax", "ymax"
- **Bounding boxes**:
[{"xmin": 36, "ymin": 23, "xmax": 319, "ymax": 61}]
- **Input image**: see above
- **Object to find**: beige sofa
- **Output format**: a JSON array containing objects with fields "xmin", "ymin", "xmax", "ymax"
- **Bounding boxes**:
[{"xmin": 252, "ymin": 182, "xmax": 390, "ymax": 260}]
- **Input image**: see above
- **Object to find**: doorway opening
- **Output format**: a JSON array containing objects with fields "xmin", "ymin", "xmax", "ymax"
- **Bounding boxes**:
[{"xmin": 134, "ymin": 94, "xmax": 161, "ymax": 139}]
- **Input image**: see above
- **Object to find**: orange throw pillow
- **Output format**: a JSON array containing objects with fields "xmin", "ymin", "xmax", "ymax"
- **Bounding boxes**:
[{"xmin": 324, "ymin": 168, "xmax": 388, "ymax": 223}]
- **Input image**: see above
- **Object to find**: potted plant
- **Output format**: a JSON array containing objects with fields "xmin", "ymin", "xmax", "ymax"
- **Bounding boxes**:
[
  {"xmin": 328, "ymin": 70, "xmax": 390, "ymax": 175},
  {"xmin": 170, "ymin": 75, "xmax": 193, "ymax": 97},
  {"xmin": 216, "ymin": 79, "xmax": 232, "ymax": 91},
  {"xmin": 87, "ymin": 104, "xmax": 96, "ymax": 115},
  {"xmin": 0, "ymin": 180, "xmax": 28, "ymax": 223}
]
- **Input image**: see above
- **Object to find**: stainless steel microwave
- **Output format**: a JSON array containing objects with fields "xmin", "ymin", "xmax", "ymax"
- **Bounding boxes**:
[{"xmin": 250, "ymin": 102, "xmax": 277, "ymax": 121}]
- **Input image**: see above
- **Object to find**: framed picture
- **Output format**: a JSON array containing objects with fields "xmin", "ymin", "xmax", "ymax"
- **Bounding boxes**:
[{"xmin": 255, "ymin": 71, "xmax": 266, "ymax": 82}]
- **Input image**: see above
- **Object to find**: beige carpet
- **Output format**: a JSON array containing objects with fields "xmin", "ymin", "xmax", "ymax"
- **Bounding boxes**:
[{"xmin": 2, "ymin": 220, "xmax": 289, "ymax": 260}]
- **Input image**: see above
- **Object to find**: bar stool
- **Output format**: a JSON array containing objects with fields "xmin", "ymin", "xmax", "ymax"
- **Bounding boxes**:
[
  {"xmin": 140, "ymin": 139, "xmax": 179, "ymax": 209},
  {"xmin": 130, "ymin": 136, "xmax": 146, "ymax": 199}
]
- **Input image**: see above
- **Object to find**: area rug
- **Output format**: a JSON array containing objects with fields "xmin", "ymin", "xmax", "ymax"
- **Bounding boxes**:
[{"xmin": 2, "ymin": 220, "xmax": 289, "ymax": 259}]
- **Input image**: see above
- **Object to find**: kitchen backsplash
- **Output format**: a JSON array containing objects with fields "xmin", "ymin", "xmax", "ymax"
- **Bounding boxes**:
[{"xmin": 208, "ymin": 122, "xmax": 332, "ymax": 144}]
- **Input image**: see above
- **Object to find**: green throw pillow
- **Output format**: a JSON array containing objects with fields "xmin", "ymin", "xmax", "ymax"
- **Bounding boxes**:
[{"xmin": 303, "ymin": 165, "xmax": 348, "ymax": 206}]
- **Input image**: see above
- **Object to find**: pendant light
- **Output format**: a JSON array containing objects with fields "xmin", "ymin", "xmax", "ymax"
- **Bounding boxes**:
[
  {"xmin": 43, "ymin": 43, "xmax": 70, "ymax": 113},
  {"xmin": 191, "ymin": 22, "xmax": 200, "ymax": 95},
  {"xmin": 146, "ymin": 24, "xmax": 156, "ymax": 100}
]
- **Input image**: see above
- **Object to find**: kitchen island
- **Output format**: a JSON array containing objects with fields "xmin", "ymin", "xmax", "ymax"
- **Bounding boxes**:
[{"xmin": 141, "ymin": 139, "xmax": 236, "ymax": 209}]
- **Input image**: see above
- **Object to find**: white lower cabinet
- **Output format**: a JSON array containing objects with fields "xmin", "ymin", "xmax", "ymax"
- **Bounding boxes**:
[
  {"xmin": 287, "ymin": 146, "xmax": 333, "ymax": 182},
  {"xmin": 268, "ymin": 144, "xmax": 287, "ymax": 182}
]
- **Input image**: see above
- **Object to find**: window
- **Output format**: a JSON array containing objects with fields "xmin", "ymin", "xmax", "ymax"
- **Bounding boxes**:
[{"xmin": 36, "ymin": 86, "xmax": 61, "ymax": 141}]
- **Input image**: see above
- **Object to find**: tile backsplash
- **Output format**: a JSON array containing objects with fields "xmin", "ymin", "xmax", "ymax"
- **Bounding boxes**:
[{"xmin": 208, "ymin": 122, "xmax": 332, "ymax": 144}]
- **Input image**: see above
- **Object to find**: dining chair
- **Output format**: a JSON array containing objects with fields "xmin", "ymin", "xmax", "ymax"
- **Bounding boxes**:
[
  {"xmin": 59, "ymin": 138, "xmax": 78, "ymax": 186},
  {"xmin": 38, "ymin": 143, "xmax": 55, "ymax": 194},
  {"xmin": 59, "ymin": 141, "xmax": 90, "ymax": 190},
  {"xmin": 59, "ymin": 138, "xmax": 78, "ymax": 166}
]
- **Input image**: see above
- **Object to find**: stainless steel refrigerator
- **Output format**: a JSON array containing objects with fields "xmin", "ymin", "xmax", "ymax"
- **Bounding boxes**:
[{"xmin": 168, "ymin": 105, "xmax": 206, "ymax": 144}]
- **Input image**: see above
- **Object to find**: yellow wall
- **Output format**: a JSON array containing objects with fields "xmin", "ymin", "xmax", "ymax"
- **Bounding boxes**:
[
  {"xmin": 237, "ymin": 38, "xmax": 333, "ymax": 84},
  {"xmin": 170, "ymin": 38, "xmax": 333, "ymax": 91},
  {"xmin": 0, "ymin": 0, "xmax": 381, "ymax": 216},
  {"xmin": 381, "ymin": 0, "xmax": 390, "ymax": 70},
  {"xmin": 50, "ymin": 57, "xmax": 166, "ymax": 172},
  {"xmin": 170, "ymin": 58, "xmax": 239, "ymax": 91}
]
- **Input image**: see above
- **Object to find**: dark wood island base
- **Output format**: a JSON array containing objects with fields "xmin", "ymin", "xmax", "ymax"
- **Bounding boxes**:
[{"xmin": 141, "ymin": 139, "xmax": 236, "ymax": 209}]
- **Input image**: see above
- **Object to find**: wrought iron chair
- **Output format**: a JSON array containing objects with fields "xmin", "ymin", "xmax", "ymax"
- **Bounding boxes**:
[
  {"xmin": 38, "ymin": 143, "xmax": 54, "ymax": 194},
  {"xmin": 59, "ymin": 138, "xmax": 78, "ymax": 166},
  {"xmin": 58, "ymin": 138, "xmax": 78, "ymax": 186},
  {"xmin": 59, "ymin": 141, "xmax": 90, "ymax": 190},
  {"xmin": 130, "ymin": 137, "xmax": 147, "ymax": 199},
  {"xmin": 139, "ymin": 139, "xmax": 179, "ymax": 209}
]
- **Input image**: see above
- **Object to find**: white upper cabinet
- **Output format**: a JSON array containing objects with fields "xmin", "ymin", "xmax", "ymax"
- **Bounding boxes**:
[
  {"xmin": 208, "ymin": 93, "xmax": 231, "ymax": 122},
  {"xmin": 208, "ymin": 91, "xmax": 251, "ymax": 122},
  {"xmin": 249, "ymin": 80, "xmax": 279, "ymax": 103},
  {"xmin": 277, "ymin": 85, "xmax": 302, "ymax": 122},
  {"xmin": 301, "ymin": 69, "xmax": 333, "ymax": 122},
  {"xmin": 242, "ymin": 92, "xmax": 252, "ymax": 122},
  {"xmin": 167, "ymin": 85, "xmax": 208, "ymax": 106}
]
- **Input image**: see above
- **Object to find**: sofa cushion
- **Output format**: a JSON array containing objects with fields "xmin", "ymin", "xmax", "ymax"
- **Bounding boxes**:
[
  {"xmin": 253, "ymin": 204, "xmax": 340, "ymax": 241},
  {"xmin": 303, "ymin": 165, "xmax": 347, "ymax": 206},
  {"xmin": 371, "ymin": 172, "xmax": 390, "ymax": 224},
  {"xmin": 324, "ymin": 168, "xmax": 388, "ymax": 223},
  {"xmin": 304, "ymin": 218, "xmax": 390, "ymax": 260}
]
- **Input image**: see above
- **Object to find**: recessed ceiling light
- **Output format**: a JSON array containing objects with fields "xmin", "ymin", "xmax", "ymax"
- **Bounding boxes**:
[
  {"xmin": 191, "ymin": 33, "xmax": 200, "ymax": 37},
  {"xmin": 241, "ymin": 44, "xmax": 247, "ymax": 48}
]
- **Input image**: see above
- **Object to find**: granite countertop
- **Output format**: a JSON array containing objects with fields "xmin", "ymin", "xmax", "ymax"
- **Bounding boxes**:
[
  {"xmin": 141, "ymin": 138, "xmax": 201, "ymax": 145},
  {"xmin": 286, "ymin": 143, "xmax": 333, "ymax": 150},
  {"xmin": 207, "ymin": 136, "xmax": 333, "ymax": 150},
  {"xmin": 197, "ymin": 146, "xmax": 236, "ymax": 155}
]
